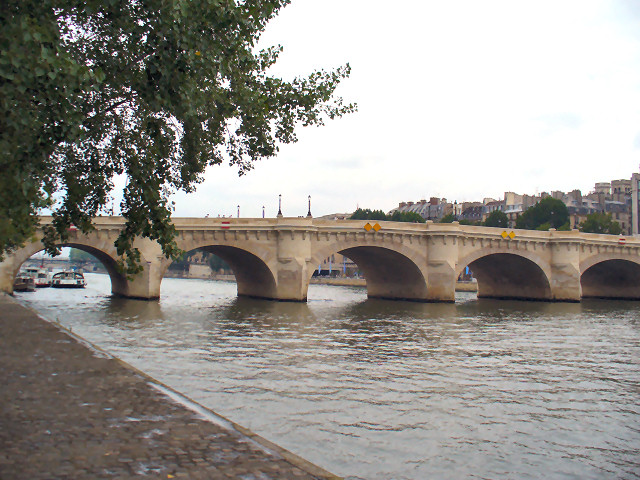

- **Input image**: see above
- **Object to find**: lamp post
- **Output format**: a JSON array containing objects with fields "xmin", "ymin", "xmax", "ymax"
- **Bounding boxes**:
[
  {"xmin": 237, "ymin": 205, "xmax": 240, "ymax": 218},
  {"xmin": 307, "ymin": 195, "xmax": 312, "ymax": 217},
  {"xmin": 277, "ymin": 194, "xmax": 282, "ymax": 217},
  {"xmin": 262, "ymin": 205, "xmax": 265, "ymax": 218}
]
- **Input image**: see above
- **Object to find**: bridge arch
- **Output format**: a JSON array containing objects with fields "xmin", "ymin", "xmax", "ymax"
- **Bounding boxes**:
[
  {"xmin": 7, "ymin": 242, "xmax": 128, "ymax": 296},
  {"xmin": 456, "ymin": 250, "xmax": 552, "ymax": 301},
  {"xmin": 310, "ymin": 244, "xmax": 428, "ymax": 301},
  {"xmin": 164, "ymin": 245, "xmax": 278, "ymax": 300},
  {"xmin": 580, "ymin": 256, "xmax": 640, "ymax": 300}
]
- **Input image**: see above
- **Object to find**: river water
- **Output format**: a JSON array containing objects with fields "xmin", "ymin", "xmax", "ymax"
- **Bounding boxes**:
[{"xmin": 15, "ymin": 273, "xmax": 640, "ymax": 479}]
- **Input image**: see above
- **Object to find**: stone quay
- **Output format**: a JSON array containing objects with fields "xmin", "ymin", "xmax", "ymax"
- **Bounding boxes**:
[{"xmin": 0, "ymin": 293, "xmax": 339, "ymax": 480}]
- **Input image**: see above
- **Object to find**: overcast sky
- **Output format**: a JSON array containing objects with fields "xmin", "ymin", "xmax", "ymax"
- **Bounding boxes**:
[{"xmin": 170, "ymin": 0, "xmax": 640, "ymax": 218}]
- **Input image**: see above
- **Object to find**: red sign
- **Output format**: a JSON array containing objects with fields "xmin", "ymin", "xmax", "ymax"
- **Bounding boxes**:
[
  {"xmin": 618, "ymin": 237, "xmax": 626, "ymax": 245},
  {"xmin": 221, "ymin": 221, "xmax": 230, "ymax": 230}
]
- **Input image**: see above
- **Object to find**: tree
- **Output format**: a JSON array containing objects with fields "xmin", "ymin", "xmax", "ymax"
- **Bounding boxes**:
[
  {"xmin": 515, "ymin": 197, "xmax": 569, "ymax": 230},
  {"xmin": 349, "ymin": 208, "xmax": 426, "ymax": 223},
  {"xmin": 1, "ymin": 1, "xmax": 355, "ymax": 273},
  {"xmin": 69, "ymin": 248, "xmax": 96, "ymax": 263},
  {"xmin": 208, "ymin": 253, "xmax": 230, "ymax": 273},
  {"xmin": 388, "ymin": 210, "xmax": 425, "ymax": 223},
  {"xmin": 580, "ymin": 212, "xmax": 622, "ymax": 235},
  {"xmin": 349, "ymin": 208, "xmax": 388, "ymax": 221},
  {"xmin": 439, "ymin": 213, "xmax": 455, "ymax": 223},
  {"xmin": 483, "ymin": 210, "xmax": 508, "ymax": 228}
]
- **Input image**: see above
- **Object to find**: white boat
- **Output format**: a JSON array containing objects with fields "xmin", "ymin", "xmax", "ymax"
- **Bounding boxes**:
[
  {"xmin": 51, "ymin": 271, "xmax": 86, "ymax": 289},
  {"xmin": 13, "ymin": 273, "xmax": 36, "ymax": 292},
  {"xmin": 24, "ymin": 267, "xmax": 52, "ymax": 288}
]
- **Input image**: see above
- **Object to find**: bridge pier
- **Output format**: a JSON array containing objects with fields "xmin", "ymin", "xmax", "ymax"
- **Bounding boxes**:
[
  {"xmin": 549, "ymin": 234, "xmax": 582, "ymax": 302},
  {"xmin": 273, "ymin": 217, "xmax": 314, "ymax": 302},
  {"xmin": 114, "ymin": 261, "xmax": 163, "ymax": 300},
  {"xmin": 425, "ymin": 229, "xmax": 457, "ymax": 302},
  {"xmin": 0, "ymin": 256, "xmax": 20, "ymax": 295},
  {"xmin": 113, "ymin": 239, "xmax": 166, "ymax": 300}
]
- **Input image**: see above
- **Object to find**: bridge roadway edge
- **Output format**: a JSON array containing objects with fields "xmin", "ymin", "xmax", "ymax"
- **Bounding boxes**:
[{"xmin": 0, "ymin": 293, "xmax": 340, "ymax": 480}]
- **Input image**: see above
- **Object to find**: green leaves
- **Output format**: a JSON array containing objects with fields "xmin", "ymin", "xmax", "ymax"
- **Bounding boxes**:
[
  {"xmin": 1, "ymin": 0, "xmax": 355, "ymax": 272},
  {"xmin": 484, "ymin": 210, "xmax": 508, "ymax": 228},
  {"xmin": 579, "ymin": 212, "xmax": 622, "ymax": 235},
  {"xmin": 515, "ymin": 197, "xmax": 569, "ymax": 231}
]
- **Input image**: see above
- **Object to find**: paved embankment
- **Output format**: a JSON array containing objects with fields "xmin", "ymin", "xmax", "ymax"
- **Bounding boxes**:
[{"xmin": 0, "ymin": 294, "xmax": 339, "ymax": 479}]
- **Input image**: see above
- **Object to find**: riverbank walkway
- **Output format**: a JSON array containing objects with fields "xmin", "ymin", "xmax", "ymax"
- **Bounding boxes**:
[{"xmin": 0, "ymin": 294, "xmax": 339, "ymax": 479}]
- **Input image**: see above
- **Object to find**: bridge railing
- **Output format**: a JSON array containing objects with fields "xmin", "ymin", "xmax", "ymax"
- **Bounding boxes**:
[{"xmin": 32, "ymin": 216, "xmax": 639, "ymax": 248}]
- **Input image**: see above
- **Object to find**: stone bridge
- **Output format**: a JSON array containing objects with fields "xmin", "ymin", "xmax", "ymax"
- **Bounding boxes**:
[{"xmin": 2, "ymin": 216, "xmax": 640, "ymax": 302}]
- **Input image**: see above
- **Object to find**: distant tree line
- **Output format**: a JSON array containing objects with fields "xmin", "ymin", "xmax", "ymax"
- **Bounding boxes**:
[
  {"xmin": 351, "ymin": 197, "xmax": 622, "ymax": 234},
  {"xmin": 167, "ymin": 251, "xmax": 230, "ymax": 273},
  {"xmin": 351, "ymin": 207, "xmax": 510, "ymax": 227},
  {"xmin": 69, "ymin": 249, "xmax": 97, "ymax": 263},
  {"xmin": 349, "ymin": 208, "xmax": 426, "ymax": 223},
  {"xmin": 512, "ymin": 197, "xmax": 621, "ymax": 234}
]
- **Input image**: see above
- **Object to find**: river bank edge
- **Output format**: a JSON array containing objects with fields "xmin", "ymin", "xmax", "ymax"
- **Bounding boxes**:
[{"xmin": 1, "ymin": 292, "xmax": 341, "ymax": 480}]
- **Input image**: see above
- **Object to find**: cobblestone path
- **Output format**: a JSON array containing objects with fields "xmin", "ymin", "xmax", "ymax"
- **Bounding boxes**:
[{"xmin": 0, "ymin": 294, "xmax": 338, "ymax": 479}]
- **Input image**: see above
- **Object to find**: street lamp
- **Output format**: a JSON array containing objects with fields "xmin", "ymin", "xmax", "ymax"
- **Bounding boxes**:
[
  {"xmin": 307, "ymin": 195, "xmax": 312, "ymax": 217},
  {"xmin": 262, "ymin": 205, "xmax": 265, "ymax": 218},
  {"xmin": 237, "ymin": 205, "xmax": 240, "ymax": 218},
  {"xmin": 277, "ymin": 194, "xmax": 282, "ymax": 217}
]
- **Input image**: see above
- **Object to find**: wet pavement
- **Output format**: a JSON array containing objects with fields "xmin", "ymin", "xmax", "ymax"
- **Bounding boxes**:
[{"xmin": 0, "ymin": 293, "xmax": 339, "ymax": 479}]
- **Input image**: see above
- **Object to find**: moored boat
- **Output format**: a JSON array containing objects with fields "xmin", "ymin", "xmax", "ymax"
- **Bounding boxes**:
[
  {"xmin": 13, "ymin": 274, "xmax": 36, "ymax": 292},
  {"xmin": 24, "ymin": 267, "xmax": 52, "ymax": 288},
  {"xmin": 51, "ymin": 271, "xmax": 86, "ymax": 289}
]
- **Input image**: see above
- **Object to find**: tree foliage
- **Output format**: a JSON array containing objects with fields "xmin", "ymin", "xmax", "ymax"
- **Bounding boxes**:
[
  {"xmin": 439, "ymin": 213, "xmax": 455, "ymax": 223},
  {"xmin": 349, "ymin": 208, "xmax": 425, "ymax": 223},
  {"xmin": 579, "ymin": 212, "xmax": 622, "ymax": 235},
  {"xmin": 69, "ymin": 248, "xmax": 96, "ymax": 263},
  {"xmin": 515, "ymin": 197, "xmax": 569, "ymax": 231},
  {"xmin": 1, "ymin": 0, "xmax": 355, "ymax": 273},
  {"xmin": 167, "ymin": 250, "xmax": 230, "ymax": 273},
  {"xmin": 388, "ymin": 210, "xmax": 425, "ymax": 223},
  {"xmin": 208, "ymin": 253, "xmax": 230, "ymax": 273},
  {"xmin": 349, "ymin": 208, "xmax": 388, "ymax": 221},
  {"xmin": 483, "ymin": 210, "xmax": 508, "ymax": 228}
]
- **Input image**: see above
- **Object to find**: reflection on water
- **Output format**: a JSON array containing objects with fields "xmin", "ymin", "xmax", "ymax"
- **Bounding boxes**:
[{"xmin": 17, "ymin": 273, "xmax": 640, "ymax": 480}]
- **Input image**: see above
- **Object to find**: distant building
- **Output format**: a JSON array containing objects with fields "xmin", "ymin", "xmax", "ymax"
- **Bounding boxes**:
[
  {"xmin": 585, "ymin": 179, "xmax": 633, "ymax": 235},
  {"xmin": 389, "ymin": 197, "xmax": 452, "ymax": 221},
  {"xmin": 388, "ymin": 171, "xmax": 636, "ymax": 233},
  {"xmin": 459, "ymin": 205, "xmax": 483, "ymax": 223},
  {"xmin": 482, "ymin": 199, "xmax": 505, "ymax": 222},
  {"xmin": 314, "ymin": 253, "xmax": 358, "ymax": 277},
  {"xmin": 319, "ymin": 213, "xmax": 352, "ymax": 220},
  {"xmin": 606, "ymin": 200, "xmax": 630, "ymax": 234},
  {"xmin": 594, "ymin": 182, "xmax": 611, "ymax": 195},
  {"xmin": 611, "ymin": 179, "xmax": 631, "ymax": 202},
  {"xmin": 632, "ymin": 172, "xmax": 640, "ymax": 235}
]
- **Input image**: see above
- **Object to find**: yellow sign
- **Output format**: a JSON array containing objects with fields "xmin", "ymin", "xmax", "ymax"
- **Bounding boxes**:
[
  {"xmin": 364, "ymin": 223, "xmax": 372, "ymax": 232},
  {"xmin": 373, "ymin": 222, "xmax": 381, "ymax": 232},
  {"xmin": 509, "ymin": 231, "xmax": 516, "ymax": 239},
  {"xmin": 501, "ymin": 231, "xmax": 516, "ymax": 239},
  {"xmin": 501, "ymin": 231, "xmax": 508, "ymax": 239}
]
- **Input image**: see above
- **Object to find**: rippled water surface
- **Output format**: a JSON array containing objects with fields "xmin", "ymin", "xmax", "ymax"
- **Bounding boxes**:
[{"xmin": 17, "ymin": 273, "xmax": 640, "ymax": 479}]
